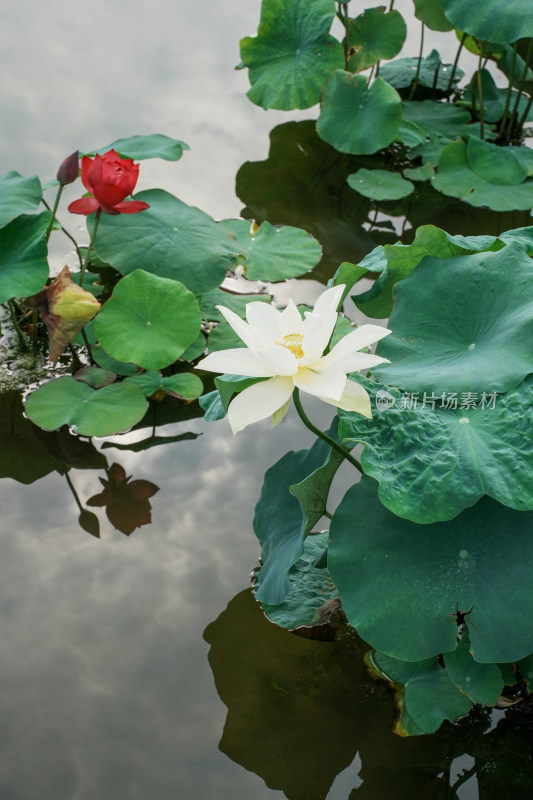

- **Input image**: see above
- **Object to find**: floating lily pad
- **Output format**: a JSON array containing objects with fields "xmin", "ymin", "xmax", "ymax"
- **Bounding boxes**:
[
  {"xmin": 90, "ymin": 189, "xmax": 238, "ymax": 294},
  {"xmin": 218, "ymin": 219, "xmax": 321, "ymax": 280},
  {"xmin": 379, "ymin": 49, "xmax": 462, "ymax": 92},
  {"xmin": 254, "ymin": 422, "xmax": 342, "ymax": 605},
  {"xmin": 461, "ymin": 69, "xmax": 533, "ymax": 124},
  {"xmin": 373, "ymin": 243, "xmax": 533, "ymax": 394},
  {"xmin": 94, "ymin": 270, "xmax": 201, "ymax": 371},
  {"xmin": 90, "ymin": 133, "xmax": 189, "ymax": 161},
  {"xmin": 328, "ymin": 477, "xmax": 533, "ymax": 662},
  {"xmin": 347, "ymin": 169, "xmax": 414, "ymax": 200},
  {"xmin": 261, "ymin": 532, "xmax": 338, "ymax": 629},
  {"xmin": 396, "ymin": 119, "xmax": 427, "ymax": 147},
  {"xmin": 339, "ymin": 376, "xmax": 533, "ymax": 523},
  {"xmin": 351, "ymin": 224, "xmax": 498, "ymax": 318},
  {"xmin": 346, "ymin": 7, "xmax": 407, "ymax": 72},
  {"xmin": 126, "ymin": 370, "xmax": 203, "ymax": 399},
  {"xmin": 437, "ymin": 0, "xmax": 533, "ymax": 43},
  {"xmin": 401, "ymin": 100, "xmax": 470, "ymax": 139},
  {"xmin": 0, "ymin": 211, "xmax": 50, "ymax": 302},
  {"xmin": 443, "ymin": 630, "xmax": 504, "ymax": 706},
  {"xmin": 239, "ymin": 0, "xmax": 344, "ymax": 109},
  {"xmin": 0, "ymin": 171, "xmax": 42, "ymax": 228},
  {"xmin": 433, "ymin": 138, "xmax": 533, "ymax": 210},
  {"xmin": 200, "ymin": 287, "xmax": 272, "ymax": 323},
  {"xmin": 317, "ymin": 71, "xmax": 401, "ymax": 154},
  {"xmin": 367, "ymin": 651, "xmax": 473, "ymax": 735},
  {"xmin": 25, "ymin": 377, "xmax": 148, "ymax": 437}
]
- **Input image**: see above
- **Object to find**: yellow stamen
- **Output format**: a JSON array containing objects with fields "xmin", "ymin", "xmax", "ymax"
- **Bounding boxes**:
[{"xmin": 278, "ymin": 332, "xmax": 304, "ymax": 359}]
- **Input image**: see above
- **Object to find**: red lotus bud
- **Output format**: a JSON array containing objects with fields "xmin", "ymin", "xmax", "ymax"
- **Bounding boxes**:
[{"xmin": 56, "ymin": 151, "xmax": 79, "ymax": 185}]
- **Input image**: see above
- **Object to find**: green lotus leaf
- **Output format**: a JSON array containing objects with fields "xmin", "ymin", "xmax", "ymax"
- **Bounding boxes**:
[
  {"xmin": 403, "ymin": 162, "xmax": 435, "ymax": 181},
  {"xmin": 94, "ymin": 270, "xmax": 201, "ymax": 371},
  {"xmin": 373, "ymin": 243, "xmax": 533, "ymax": 394},
  {"xmin": 253, "ymin": 422, "xmax": 342, "ymax": 605},
  {"xmin": 92, "ymin": 345, "xmax": 140, "ymax": 376},
  {"xmin": 328, "ymin": 477, "xmax": 533, "ymax": 662},
  {"xmin": 218, "ymin": 219, "xmax": 321, "ymax": 280},
  {"xmin": 200, "ymin": 287, "xmax": 272, "ymax": 323},
  {"xmin": 437, "ymin": 0, "xmax": 533, "ymax": 43},
  {"xmin": 413, "ymin": 0, "xmax": 454, "ymax": 32},
  {"xmin": 339, "ymin": 376, "xmax": 533, "ymax": 523},
  {"xmin": 466, "ymin": 137, "xmax": 527, "ymax": 186},
  {"xmin": 126, "ymin": 370, "xmax": 203, "ymax": 399},
  {"xmin": 401, "ymin": 100, "xmax": 470, "ymax": 139},
  {"xmin": 90, "ymin": 189, "xmax": 238, "ymax": 294},
  {"xmin": 214, "ymin": 374, "xmax": 268, "ymax": 411},
  {"xmin": 518, "ymin": 653, "xmax": 533, "ymax": 692},
  {"xmin": 461, "ymin": 69, "xmax": 533, "ymax": 124},
  {"xmin": 261, "ymin": 532, "xmax": 338, "ymax": 630},
  {"xmin": 395, "ymin": 119, "xmax": 427, "ymax": 147},
  {"xmin": 90, "ymin": 133, "xmax": 189, "ymax": 161},
  {"xmin": 74, "ymin": 366, "xmax": 116, "ymax": 389},
  {"xmin": 239, "ymin": 0, "xmax": 344, "ymax": 110},
  {"xmin": 346, "ymin": 7, "xmax": 407, "ymax": 72},
  {"xmin": 0, "ymin": 171, "xmax": 42, "ymax": 228},
  {"xmin": 367, "ymin": 651, "xmax": 473, "ymax": 735},
  {"xmin": 0, "ymin": 211, "xmax": 50, "ymax": 303},
  {"xmin": 433, "ymin": 138, "xmax": 533, "ymax": 210},
  {"xmin": 317, "ymin": 72, "xmax": 401, "ymax": 154},
  {"xmin": 443, "ymin": 630, "xmax": 504, "ymax": 706},
  {"xmin": 347, "ymin": 169, "xmax": 414, "ymax": 200},
  {"xmin": 408, "ymin": 133, "xmax": 446, "ymax": 166},
  {"xmin": 198, "ymin": 390, "xmax": 226, "ymax": 422},
  {"xmin": 25, "ymin": 377, "xmax": 148, "ymax": 437},
  {"xmin": 379, "ymin": 49, "xmax": 463, "ymax": 91},
  {"xmin": 352, "ymin": 224, "xmax": 498, "ymax": 318},
  {"xmin": 289, "ymin": 442, "xmax": 344, "ymax": 538}
]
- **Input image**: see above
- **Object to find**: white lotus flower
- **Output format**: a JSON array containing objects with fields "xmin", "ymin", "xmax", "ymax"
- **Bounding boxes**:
[{"xmin": 197, "ymin": 284, "xmax": 391, "ymax": 434}]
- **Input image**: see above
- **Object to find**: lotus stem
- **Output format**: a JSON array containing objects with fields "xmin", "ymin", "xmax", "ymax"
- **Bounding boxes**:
[
  {"xmin": 446, "ymin": 32, "xmax": 467, "ymax": 98},
  {"xmin": 499, "ymin": 42, "xmax": 518, "ymax": 139},
  {"xmin": 79, "ymin": 207, "xmax": 102, "ymax": 288},
  {"xmin": 507, "ymin": 39, "xmax": 533, "ymax": 139},
  {"xmin": 41, "ymin": 196, "xmax": 84, "ymax": 269},
  {"xmin": 408, "ymin": 21, "xmax": 424, "ymax": 101},
  {"xmin": 292, "ymin": 388, "xmax": 362, "ymax": 472},
  {"xmin": 44, "ymin": 184, "xmax": 64, "ymax": 243},
  {"xmin": 7, "ymin": 299, "xmax": 29, "ymax": 350},
  {"xmin": 477, "ymin": 53, "xmax": 485, "ymax": 139}
]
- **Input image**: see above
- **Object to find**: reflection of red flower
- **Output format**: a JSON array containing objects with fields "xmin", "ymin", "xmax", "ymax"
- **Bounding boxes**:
[
  {"xmin": 87, "ymin": 463, "xmax": 159, "ymax": 535},
  {"xmin": 67, "ymin": 149, "xmax": 150, "ymax": 216}
]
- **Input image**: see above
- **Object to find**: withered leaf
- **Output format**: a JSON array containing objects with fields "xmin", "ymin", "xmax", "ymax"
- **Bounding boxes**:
[{"xmin": 25, "ymin": 265, "xmax": 101, "ymax": 361}]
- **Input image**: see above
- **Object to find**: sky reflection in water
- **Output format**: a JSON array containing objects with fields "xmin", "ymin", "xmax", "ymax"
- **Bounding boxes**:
[{"xmin": 0, "ymin": 1, "xmax": 508, "ymax": 798}]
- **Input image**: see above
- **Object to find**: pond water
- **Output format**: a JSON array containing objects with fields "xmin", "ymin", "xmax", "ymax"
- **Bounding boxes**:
[{"xmin": 1, "ymin": 1, "xmax": 533, "ymax": 798}]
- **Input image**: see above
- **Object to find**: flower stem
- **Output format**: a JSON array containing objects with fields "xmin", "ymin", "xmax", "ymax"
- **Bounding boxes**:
[
  {"xmin": 44, "ymin": 184, "xmax": 64, "ymax": 243},
  {"xmin": 41, "ymin": 197, "xmax": 84, "ymax": 269},
  {"xmin": 292, "ymin": 388, "xmax": 362, "ymax": 472},
  {"xmin": 79, "ymin": 207, "xmax": 102, "ymax": 288},
  {"xmin": 7, "ymin": 299, "xmax": 29, "ymax": 350}
]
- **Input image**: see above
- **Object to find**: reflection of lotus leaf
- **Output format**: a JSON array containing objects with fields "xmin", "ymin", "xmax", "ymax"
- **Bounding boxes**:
[{"xmin": 328, "ymin": 477, "xmax": 533, "ymax": 662}]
